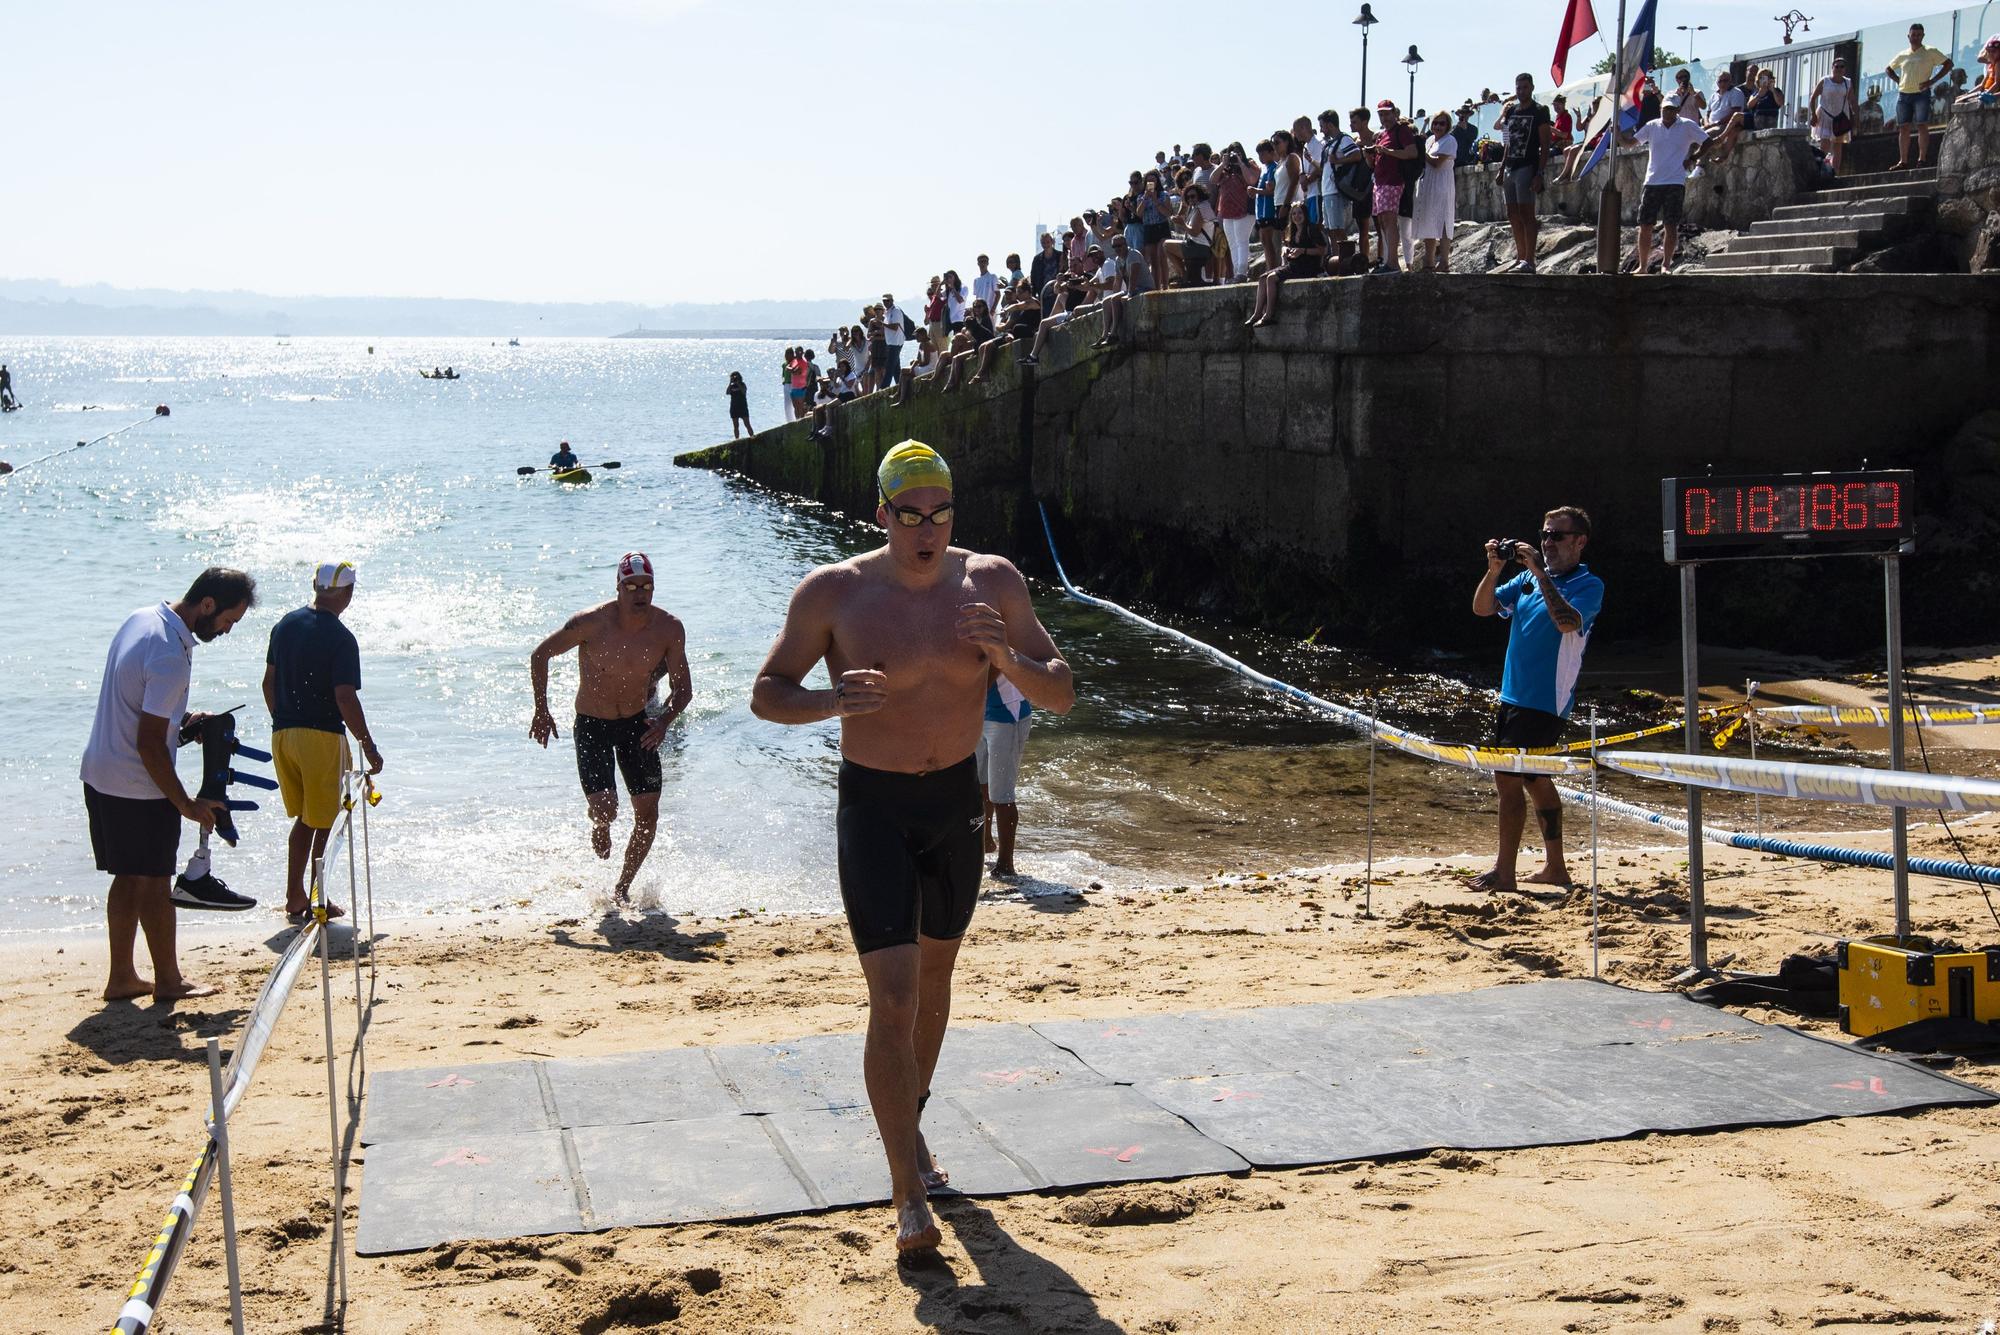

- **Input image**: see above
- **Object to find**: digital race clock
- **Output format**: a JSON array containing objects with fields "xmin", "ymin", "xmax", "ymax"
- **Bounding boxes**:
[{"xmin": 1662, "ymin": 470, "xmax": 1915, "ymax": 563}]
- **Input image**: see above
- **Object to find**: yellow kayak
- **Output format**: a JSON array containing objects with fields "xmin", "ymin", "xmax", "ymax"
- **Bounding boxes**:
[{"xmin": 551, "ymin": 467, "xmax": 591, "ymax": 485}]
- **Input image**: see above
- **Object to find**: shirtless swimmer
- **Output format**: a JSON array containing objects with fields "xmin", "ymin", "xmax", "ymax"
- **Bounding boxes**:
[
  {"xmin": 751, "ymin": 440, "xmax": 1074, "ymax": 1255},
  {"xmin": 530, "ymin": 553, "xmax": 694, "ymax": 904}
]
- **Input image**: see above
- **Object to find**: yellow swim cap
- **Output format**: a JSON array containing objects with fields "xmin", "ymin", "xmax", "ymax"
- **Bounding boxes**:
[{"xmin": 877, "ymin": 440, "xmax": 953, "ymax": 503}]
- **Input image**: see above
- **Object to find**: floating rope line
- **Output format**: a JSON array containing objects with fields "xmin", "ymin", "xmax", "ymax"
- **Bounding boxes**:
[
  {"xmin": 1034, "ymin": 501, "xmax": 2000, "ymax": 888},
  {"xmin": 4, "ymin": 404, "xmax": 170, "ymax": 476}
]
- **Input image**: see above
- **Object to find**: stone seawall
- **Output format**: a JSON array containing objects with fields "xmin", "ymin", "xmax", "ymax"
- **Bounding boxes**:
[{"xmin": 681, "ymin": 272, "xmax": 2000, "ymax": 653}]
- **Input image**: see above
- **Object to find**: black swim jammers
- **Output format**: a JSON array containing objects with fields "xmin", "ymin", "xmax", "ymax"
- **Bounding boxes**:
[
  {"xmin": 574, "ymin": 712, "xmax": 663, "ymax": 796},
  {"xmin": 836, "ymin": 755, "xmax": 982, "ymax": 954}
]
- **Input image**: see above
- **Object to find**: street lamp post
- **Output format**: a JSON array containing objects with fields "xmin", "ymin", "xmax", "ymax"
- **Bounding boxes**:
[
  {"xmin": 1403, "ymin": 44, "xmax": 1424, "ymax": 116},
  {"xmin": 1676, "ymin": 23, "xmax": 1709, "ymax": 66},
  {"xmin": 1354, "ymin": 4, "xmax": 1378, "ymax": 105},
  {"xmin": 1774, "ymin": 9, "xmax": 1813, "ymax": 44}
]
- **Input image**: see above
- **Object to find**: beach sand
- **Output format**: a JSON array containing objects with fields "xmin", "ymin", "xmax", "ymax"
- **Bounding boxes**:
[{"xmin": 6, "ymin": 800, "xmax": 2000, "ymax": 1333}]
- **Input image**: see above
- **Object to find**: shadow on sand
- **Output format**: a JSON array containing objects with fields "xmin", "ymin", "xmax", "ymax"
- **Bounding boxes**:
[
  {"xmin": 66, "ymin": 1002, "xmax": 251, "ymax": 1066},
  {"xmin": 901, "ymin": 1197, "xmax": 1125, "ymax": 1333},
  {"xmin": 546, "ymin": 910, "xmax": 728, "ymax": 962}
]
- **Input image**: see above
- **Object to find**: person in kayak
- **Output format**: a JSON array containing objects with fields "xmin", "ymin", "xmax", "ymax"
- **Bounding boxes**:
[{"xmin": 550, "ymin": 441, "xmax": 580, "ymax": 471}]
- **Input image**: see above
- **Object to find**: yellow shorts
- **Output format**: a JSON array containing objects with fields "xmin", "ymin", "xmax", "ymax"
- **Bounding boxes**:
[{"xmin": 272, "ymin": 728, "xmax": 351, "ymax": 830}]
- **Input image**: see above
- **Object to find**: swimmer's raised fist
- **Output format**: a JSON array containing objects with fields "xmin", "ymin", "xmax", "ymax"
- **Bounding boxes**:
[{"xmin": 831, "ymin": 669, "xmax": 888, "ymax": 718}]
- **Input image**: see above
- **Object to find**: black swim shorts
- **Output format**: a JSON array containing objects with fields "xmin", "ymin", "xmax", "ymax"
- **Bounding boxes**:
[
  {"xmin": 573, "ymin": 712, "xmax": 663, "ymax": 797},
  {"xmin": 84, "ymin": 783, "xmax": 181, "ymax": 878},
  {"xmin": 836, "ymin": 755, "xmax": 982, "ymax": 955},
  {"xmin": 1493, "ymin": 703, "xmax": 1565, "ymax": 750}
]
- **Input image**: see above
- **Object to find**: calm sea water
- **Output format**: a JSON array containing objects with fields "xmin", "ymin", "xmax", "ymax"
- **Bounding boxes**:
[{"xmin": 0, "ymin": 336, "xmax": 1831, "ymax": 938}]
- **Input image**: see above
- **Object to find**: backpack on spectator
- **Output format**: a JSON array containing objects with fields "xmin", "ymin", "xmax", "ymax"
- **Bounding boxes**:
[
  {"xmin": 1396, "ymin": 124, "xmax": 1423, "ymax": 184},
  {"xmin": 1333, "ymin": 136, "xmax": 1373, "ymax": 207}
]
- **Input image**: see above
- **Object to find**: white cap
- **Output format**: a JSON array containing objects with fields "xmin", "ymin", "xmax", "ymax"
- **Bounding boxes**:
[{"xmin": 313, "ymin": 561, "xmax": 356, "ymax": 590}]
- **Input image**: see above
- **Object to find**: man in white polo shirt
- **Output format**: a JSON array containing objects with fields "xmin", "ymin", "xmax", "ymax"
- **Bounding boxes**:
[{"xmin": 82, "ymin": 567, "xmax": 257, "ymax": 1001}]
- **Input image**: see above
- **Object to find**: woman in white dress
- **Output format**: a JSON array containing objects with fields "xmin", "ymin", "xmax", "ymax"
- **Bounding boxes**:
[
  {"xmin": 1809, "ymin": 56, "xmax": 1856, "ymax": 177},
  {"xmin": 1410, "ymin": 112, "xmax": 1459, "ymax": 273}
]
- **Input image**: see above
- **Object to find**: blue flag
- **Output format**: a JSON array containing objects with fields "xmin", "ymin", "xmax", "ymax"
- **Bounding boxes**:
[
  {"xmin": 1576, "ymin": 104, "xmax": 1642, "ymax": 181},
  {"xmin": 1619, "ymin": 0, "xmax": 1658, "ymax": 103}
]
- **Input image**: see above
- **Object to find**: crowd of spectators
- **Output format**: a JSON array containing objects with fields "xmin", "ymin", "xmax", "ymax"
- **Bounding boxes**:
[
  {"xmin": 744, "ymin": 43, "xmax": 2000, "ymax": 434},
  {"xmin": 764, "ymin": 84, "xmax": 1555, "ymax": 424}
]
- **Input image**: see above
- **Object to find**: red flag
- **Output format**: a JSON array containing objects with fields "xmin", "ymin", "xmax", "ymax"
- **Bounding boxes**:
[{"xmin": 1551, "ymin": 0, "xmax": 1599, "ymax": 86}]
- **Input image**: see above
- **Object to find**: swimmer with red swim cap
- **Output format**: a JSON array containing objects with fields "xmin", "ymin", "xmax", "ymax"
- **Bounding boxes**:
[
  {"xmin": 529, "ymin": 551, "xmax": 693, "ymax": 904},
  {"xmin": 751, "ymin": 440, "xmax": 1076, "ymax": 1256}
]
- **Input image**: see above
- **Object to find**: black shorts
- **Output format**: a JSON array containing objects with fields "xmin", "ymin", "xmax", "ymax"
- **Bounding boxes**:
[
  {"xmin": 1639, "ymin": 184, "xmax": 1685, "ymax": 228},
  {"xmin": 729, "ymin": 406, "xmax": 750, "ymax": 422},
  {"xmin": 574, "ymin": 712, "xmax": 663, "ymax": 797},
  {"xmin": 836, "ymin": 755, "xmax": 982, "ymax": 955},
  {"xmin": 1493, "ymin": 703, "xmax": 1565, "ymax": 750},
  {"xmin": 1142, "ymin": 221, "xmax": 1170, "ymax": 245},
  {"xmin": 84, "ymin": 783, "xmax": 181, "ymax": 878}
]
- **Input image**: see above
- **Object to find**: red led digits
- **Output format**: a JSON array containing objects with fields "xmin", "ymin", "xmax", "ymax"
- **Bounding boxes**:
[
  {"xmin": 1683, "ymin": 487, "xmax": 1714, "ymax": 535},
  {"xmin": 1747, "ymin": 486, "xmax": 1777, "ymax": 533},
  {"xmin": 1841, "ymin": 482, "xmax": 1869, "ymax": 529},
  {"xmin": 1670, "ymin": 472, "xmax": 1910, "ymax": 557}
]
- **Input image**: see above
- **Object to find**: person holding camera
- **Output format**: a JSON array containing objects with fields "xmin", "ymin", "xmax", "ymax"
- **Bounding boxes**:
[
  {"xmin": 1469, "ymin": 508, "xmax": 1603, "ymax": 893},
  {"xmin": 1209, "ymin": 149, "xmax": 1254, "ymax": 282}
]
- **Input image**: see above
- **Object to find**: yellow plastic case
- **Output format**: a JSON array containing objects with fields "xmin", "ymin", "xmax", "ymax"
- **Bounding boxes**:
[{"xmin": 1835, "ymin": 936, "xmax": 2000, "ymax": 1037}]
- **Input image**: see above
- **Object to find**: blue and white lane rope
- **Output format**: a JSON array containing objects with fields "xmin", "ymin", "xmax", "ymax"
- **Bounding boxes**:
[{"xmin": 1034, "ymin": 502, "xmax": 2000, "ymax": 888}]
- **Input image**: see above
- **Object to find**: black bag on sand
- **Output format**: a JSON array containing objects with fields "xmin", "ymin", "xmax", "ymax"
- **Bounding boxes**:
[{"xmin": 1686, "ymin": 951, "xmax": 1838, "ymax": 1017}]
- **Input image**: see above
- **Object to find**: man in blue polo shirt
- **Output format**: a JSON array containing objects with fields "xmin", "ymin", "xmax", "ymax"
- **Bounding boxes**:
[{"xmin": 1470, "ymin": 506, "xmax": 1604, "ymax": 892}]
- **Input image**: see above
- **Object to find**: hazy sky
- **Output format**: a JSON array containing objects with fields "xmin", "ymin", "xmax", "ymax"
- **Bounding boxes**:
[{"xmin": 6, "ymin": 0, "xmax": 1913, "ymax": 305}]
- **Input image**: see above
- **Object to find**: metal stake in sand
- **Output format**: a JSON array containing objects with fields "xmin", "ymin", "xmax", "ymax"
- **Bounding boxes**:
[
  {"xmin": 346, "ymin": 774, "xmax": 365, "ymax": 1078},
  {"xmin": 1679, "ymin": 564, "xmax": 1708, "ymax": 974},
  {"xmin": 1884, "ymin": 552, "xmax": 1911, "ymax": 940},
  {"xmin": 360, "ymin": 774, "xmax": 378, "ymax": 994},
  {"xmin": 1589, "ymin": 705, "xmax": 1601, "ymax": 981},
  {"xmin": 1365, "ymin": 698, "xmax": 1378, "ymax": 918},
  {"xmin": 205, "ymin": 1039, "xmax": 245, "ymax": 1335},
  {"xmin": 313, "ymin": 835, "xmax": 349, "ymax": 1315},
  {"xmin": 1746, "ymin": 679, "xmax": 1762, "ymax": 840}
]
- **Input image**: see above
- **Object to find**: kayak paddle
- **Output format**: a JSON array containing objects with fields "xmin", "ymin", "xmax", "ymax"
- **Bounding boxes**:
[{"xmin": 517, "ymin": 460, "xmax": 622, "ymax": 475}]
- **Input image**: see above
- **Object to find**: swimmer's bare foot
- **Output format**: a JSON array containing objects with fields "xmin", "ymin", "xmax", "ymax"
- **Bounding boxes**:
[
  {"xmin": 155, "ymin": 977, "xmax": 220, "ymax": 1001},
  {"xmin": 1522, "ymin": 866, "xmax": 1572, "ymax": 887},
  {"xmin": 612, "ymin": 882, "xmax": 632, "ymax": 907},
  {"xmin": 285, "ymin": 899, "xmax": 345, "ymax": 921},
  {"xmin": 990, "ymin": 860, "xmax": 1016, "ymax": 878},
  {"xmin": 915, "ymin": 1130, "xmax": 949, "ymax": 1193},
  {"xmin": 1467, "ymin": 868, "xmax": 1515, "ymax": 893},
  {"xmin": 896, "ymin": 1198, "xmax": 942, "ymax": 1254},
  {"xmin": 103, "ymin": 975, "xmax": 153, "ymax": 1002},
  {"xmin": 590, "ymin": 823, "xmax": 612, "ymax": 859}
]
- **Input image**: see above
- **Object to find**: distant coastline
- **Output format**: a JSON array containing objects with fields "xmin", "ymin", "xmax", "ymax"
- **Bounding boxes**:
[
  {"xmin": 611, "ymin": 328, "xmax": 829, "ymax": 340},
  {"xmin": 0, "ymin": 279, "xmax": 863, "ymax": 339}
]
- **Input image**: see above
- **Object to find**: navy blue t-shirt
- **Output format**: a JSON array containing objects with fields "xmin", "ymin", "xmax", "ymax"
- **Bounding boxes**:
[{"xmin": 266, "ymin": 607, "xmax": 361, "ymax": 733}]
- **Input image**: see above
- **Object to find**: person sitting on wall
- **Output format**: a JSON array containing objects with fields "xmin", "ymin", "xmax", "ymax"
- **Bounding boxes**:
[
  {"xmin": 1690, "ymin": 69, "xmax": 1748, "ymax": 175},
  {"xmin": 1957, "ymin": 36, "xmax": 2000, "ymax": 108}
]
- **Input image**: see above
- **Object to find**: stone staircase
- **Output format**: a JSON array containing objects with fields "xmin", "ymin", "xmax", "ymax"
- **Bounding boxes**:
[{"xmin": 1703, "ymin": 167, "xmax": 1938, "ymax": 272}]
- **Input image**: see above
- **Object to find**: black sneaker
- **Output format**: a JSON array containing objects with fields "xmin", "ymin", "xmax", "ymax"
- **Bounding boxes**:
[{"xmin": 172, "ymin": 872, "xmax": 257, "ymax": 912}]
